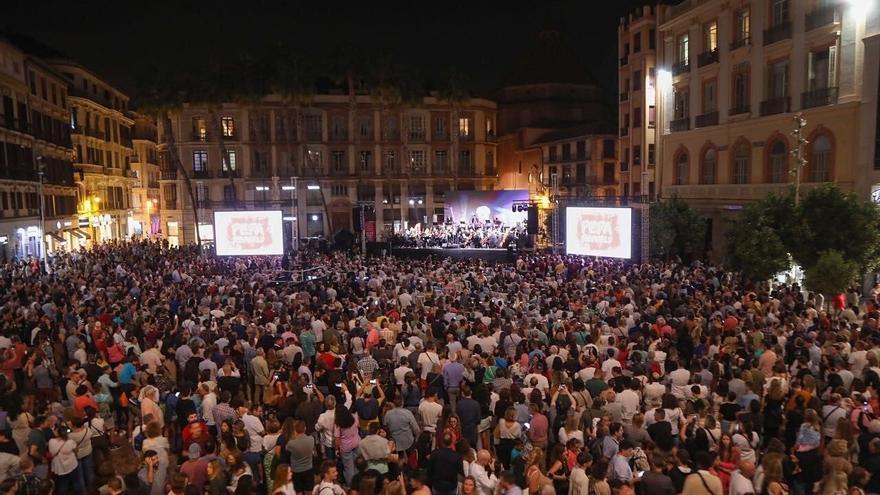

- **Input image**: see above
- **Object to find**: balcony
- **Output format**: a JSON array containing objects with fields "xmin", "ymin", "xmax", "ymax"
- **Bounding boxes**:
[
  {"xmin": 620, "ymin": 127, "xmax": 629, "ymax": 137},
  {"xmin": 458, "ymin": 133, "xmax": 474, "ymax": 143},
  {"xmin": 806, "ymin": 6, "xmax": 837, "ymax": 31},
  {"xmin": 148, "ymin": 181, "xmax": 160, "ymax": 189},
  {"xmin": 251, "ymin": 168, "xmax": 273, "ymax": 178},
  {"xmin": 672, "ymin": 60, "xmax": 690, "ymax": 76},
  {"xmin": 763, "ymin": 22, "xmax": 792, "ymax": 46},
  {"xmin": 670, "ymin": 117, "xmax": 690, "ymax": 132},
  {"xmin": 487, "ymin": 133, "xmax": 498, "ymax": 143},
  {"xmin": 220, "ymin": 169, "xmax": 241, "ymax": 178},
  {"xmin": 192, "ymin": 169, "xmax": 212, "ymax": 179},
  {"xmin": 458, "ymin": 165, "xmax": 475, "ymax": 177},
  {"xmin": 485, "ymin": 167, "xmax": 498, "ymax": 176},
  {"xmin": 620, "ymin": 55, "xmax": 629, "ymax": 66},
  {"xmin": 730, "ymin": 36, "xmax": 750, "ymax": 51},
  {"xmin": 85, "ymin": 128, "xmax": 108, "ymax": 140},
  {"xmin": 802, "ymin": 87, "xmax": 838, "ymax": 109},
  {"xmin": 329, "ymin": 131, "xmax": 348, "ymax": 142},
  {"xmin": 433, "ymin": 165, "xmax": 450, "ymax": 176},
  {"xmin": 381, "ymin": 130, "xmax": 400, "ymax": 142},
  {"xmin": 191, "ymin": 132, "xmax": 209, "ymax": 142},
  {"xmin": 695, "ymin": 111, "xmax": 719, "ymax": 128},
  {"xmin": 221, "ymin": 132, "xmax": 237, "ymax": 141},
  {"xmin": 160, "ymin": 169, "xmax": 178, "ymax": 180},
  {"xmin": 620, "ymin": 92, "xmax": 629, "ymax": 102},
  {"xmin": 697, "ymin": 49, "xmax": 719, "ymax": 67},
  {"xmin": 760, "ymin": 96, "xmax": 790, "ymax": 116},
  {"xmin": 432, "ymin": 132, "xmax": 450, "ymax": 142},
  {"xmin": 164, "ymin": 201, "xmax": 178, "ymax": 210},
  {"xmin": 408, "ymin": 132, "xmax": 426, "ymax": 143},
  {"xmin": 620, "ymin": 161, "xmax": 629, "ymax": 172},
  {"xmin": 729, "ymin": 105, "xmax": 750, "ymax": 116}
]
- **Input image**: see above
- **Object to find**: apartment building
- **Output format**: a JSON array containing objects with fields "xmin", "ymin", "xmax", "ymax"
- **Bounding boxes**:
[
  {"xmin": 0, "ymin": 36, "xmax": 77, "ymax": 262},
  {"xmin": 129, "ymin": 112, "xmax": 160, "ymax": 237},
  {"xmin": 53, "ymin": 62, "xmax": 136, "ymax": 246},
  {"xmin": 654, "ymin": 0, "xmax": 880, "ymax": 256},
  {"xmin": 530, "ymin": 125, "xmax": 620, "ymax": 199},
  {"xmin": 158, "ymin": 94, "xmax": 498, "ymax": 246},
  {"xmin": 619, "ymin": 5, "xmax": 660, "ymax": 201}
]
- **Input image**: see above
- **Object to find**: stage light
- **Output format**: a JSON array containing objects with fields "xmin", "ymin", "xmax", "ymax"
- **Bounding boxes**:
[
  {"xmin": 409, "ymin": 199, "xmax": 415, "ymax": 205},
  {"xmin": 657, "ymin": 69, "xmax": 673, "ymax": 91},
  {"xmin": 310, "ymin": 214, "xmax": 319, "ymax": 221},
  {"xmin": 281, "ymin": 185, "xmax": 295, "ymax": 191},
  {"xmin": 418, "ymin": 199, "xmax": 423, "ymax": 205},
  {"xmin": 283, "ymin": 216, "xmax": 297, "ymax": 221},
  {"xmin": 307, "ymin": 184, "xmax": 320, "ymax": 190},
  {"xmin": 255, "ymin": 186, "xmax": 270, "ymax": 191}
]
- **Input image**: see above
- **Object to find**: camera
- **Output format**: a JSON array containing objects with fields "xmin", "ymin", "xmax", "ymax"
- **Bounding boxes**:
[{"xmin": 370, "ymin": 379, "xmax": 377, "ymax": 384}]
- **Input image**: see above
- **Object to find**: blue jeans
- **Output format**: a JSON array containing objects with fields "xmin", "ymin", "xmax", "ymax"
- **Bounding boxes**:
[
  {"xmin": 55, "ymin": 468, "xmax": 85, "ymax": 495},
  {"xmin": 78, "ymin": 454, "xmax": 95, "ymax": 490},
  {"xmin": 341, "ymin": 449, "xmax": 357, "ymax": 485}
]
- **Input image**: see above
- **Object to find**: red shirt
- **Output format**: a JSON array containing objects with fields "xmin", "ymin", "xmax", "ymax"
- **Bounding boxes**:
[{"xmin": 74, "ymin": 395, "xmax": 99, "ymax": 417}]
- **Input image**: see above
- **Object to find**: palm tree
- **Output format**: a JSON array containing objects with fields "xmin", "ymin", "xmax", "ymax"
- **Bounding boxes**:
[
  {"xmin": 436, "ymin": 70, "xmax": 471, "ymax": 180},
  {"xmin": 135, "ymin": 69, "xmax": 202, "ymax": 247}
]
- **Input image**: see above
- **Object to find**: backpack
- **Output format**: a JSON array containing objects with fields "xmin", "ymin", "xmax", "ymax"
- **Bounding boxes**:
[{"xmin": 588, "ymin": 435, "xmax": 604, "ymax": 461}]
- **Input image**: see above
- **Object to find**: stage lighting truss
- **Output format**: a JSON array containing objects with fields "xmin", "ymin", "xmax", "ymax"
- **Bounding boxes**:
[{"xmin": 511, "ymin": 200, "xmax": 539, "ymax": 212}]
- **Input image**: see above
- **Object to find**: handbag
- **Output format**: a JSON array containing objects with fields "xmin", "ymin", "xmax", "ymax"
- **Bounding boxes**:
[{"xmin": 88, "ymin": 419, "xmax": 110, "ymax": 451}]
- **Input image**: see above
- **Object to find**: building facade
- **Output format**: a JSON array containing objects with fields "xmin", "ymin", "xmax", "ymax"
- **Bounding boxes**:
[
  {"xmin": 158, "ymin": 94, "xmax": 498, "ymax": 246},
  {"xmin": 129, "ymin": 112, "xmax": 160, "ymax": 238},
  {"xmin": 619, "ymin": 5, "xmax": 660, "ymax": 201},
  {"xmin": 0, "ymin": 37, "xmax": 77, "ymax": 262},
  {"xmin": 653, "ymin": 0, "xmax": 880, "ymax": 256},
  {"xmin": 530, "ymin": 126, "xmax": 621, "ymax": 200},
  {"xmin": 53, "ymin": 62, "xmax": 135, "ymax": 246}
]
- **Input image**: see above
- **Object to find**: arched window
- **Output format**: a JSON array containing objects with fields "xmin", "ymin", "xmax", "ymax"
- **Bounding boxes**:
[
  {"xmin": 675, "ymin": 150, "xmax": 689, "ymax": 185},
  {"xmin": 810, "ymin": 134, "xmax": 832, "ymax": 182},
  {"xmin": 701, "ymin": 147, "xmax": 717, "ymax": 184},
  {"xmin": 733, "ymin": 142, "xmax": 751, "ymax": 184},
  {"xmin": 768, "ymin": 140, "xmax": 787, "ymax": 183}
]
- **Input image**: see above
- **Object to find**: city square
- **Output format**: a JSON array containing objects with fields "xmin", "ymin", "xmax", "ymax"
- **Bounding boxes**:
[{"xmin": 1, "ymin": 1, "xmax": 880, "ymax": 494}]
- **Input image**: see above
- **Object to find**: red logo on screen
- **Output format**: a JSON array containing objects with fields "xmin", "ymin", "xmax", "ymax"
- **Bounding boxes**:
[
  {"xmin": 225, "ymin": 217, "xmax": 273, "ymax": 251},
  {"xmin": 576, "ymin": 213, "xmax": 621, "ymax": 251}
]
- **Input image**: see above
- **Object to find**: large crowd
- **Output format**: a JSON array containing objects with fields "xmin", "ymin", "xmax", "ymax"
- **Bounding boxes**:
[
  {"xmin": 0, "ymin": 240, "xmax": 879, "ymax": 495},
  {"xmin": 388, "ymin": 221, "xmax": 528, "ymax": 249}
]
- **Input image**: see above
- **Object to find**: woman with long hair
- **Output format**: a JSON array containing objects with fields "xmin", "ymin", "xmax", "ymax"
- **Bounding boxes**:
[
  {"xmin": 205, "ymin": 459, "xmax": 229, "ymax": 495},
  {"xmin": 460, "ymin": 476, "xmax": 478, "ymax": 495},
  {"xmin": 334, "ymin": 404, "xmax": 360, "ymax": 485},
  {"xmin": 438, "ymin": 413, "xmax": 462, "ymax": 446},
  {"xmin": 271, "ymin": 464, "xmax": 295, "ymax": 495},
  {"xmin": 716, "ymin": 432, "xmax": 740, "ymax": 480},
  {"xmin": 494, "ymin": 407, "xmax": 522, "ymax": 469},
  {"xmin": 558, "ymin": 412, "xmax": 584, "ymax": 446},
  {"xmin": 588, "ymin": 459, "xmax": 611, "ymax": 495},
  {"xmin": 763, "ymin": 378, "xmax": 786, "ymax": 443},
  {"xmin": 546, "ymin": 444, "xmax": 570, "ymax": 495},
  {"xmin": 525, "ymin": 448, "xmax": 555, "ymax": 495},
  {"xmin": 795, "ymin": 408, "xmax": 824, "ymax": 492}
]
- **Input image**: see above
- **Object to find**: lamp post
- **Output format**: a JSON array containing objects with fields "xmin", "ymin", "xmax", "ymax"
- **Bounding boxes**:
[
  {"xmin": 36, "ymin": 156, "xmax": 48, "ymax": 274},
  {"xmin": 790, "ymin": 113, "xmax": 809, "ymax": 206}
]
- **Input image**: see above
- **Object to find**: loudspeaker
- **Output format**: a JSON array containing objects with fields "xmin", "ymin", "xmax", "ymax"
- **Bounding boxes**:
[
  {"xmin": 527, "ymin": 206, "xmax": 538, "ymax": 235},
  {"xmin": 352, "ymin": 207, "xmax": 363, "ymax": 231}
]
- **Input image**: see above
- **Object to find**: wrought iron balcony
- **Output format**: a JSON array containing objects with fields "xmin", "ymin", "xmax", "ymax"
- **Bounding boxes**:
[
  {"xmin": 672, "ymin": 60, "xmax": 690, "ymax": 76},
  {"xmin": 620, "ymin": 127, "xmax": 629, "ymax": 137},
  {"xmin": 801, "ymin": 87, "xmax": 838, "ymax": 109},
  {"xmin": 620, "ymin": 55, "xmax": 629, "ymax": 66},
  {"xmin": 697, "ymin": 49, "xmax": 719, "ymax": 67},
  {"xmin": 759, "ymin": 96, "xmax": 790, "ymax": 116},
  {"xmin": 763, "ymin": 22, "xmax": 792, "ymax": 45},
  {"xmin": 160, "ymin": 169, "xmax": 178, "ymax": 180},
  {"xmin": 620, "ymin": 92, "xmax": 629, "ymax": 102},
  {"xmin": 670, "ymin": 117, "xmax": 690, "ymax": 132},
  {"xmin": 730, "ymin": 36, "xmax": 750, "ymax": 51},
  {"xmin": 729, "ymin": 105, "xmax": 751, "ymax": 116},
  {"xmin": 806, "ymin": 6, "xmax": 837, "ymax": 31},
  {"xmin": 695, "ymin": 111, "xmax": 719, "ymax": 128},
  {"xmin": 192, "ymin": 169, "xmax": 212, "ymax": 179}
]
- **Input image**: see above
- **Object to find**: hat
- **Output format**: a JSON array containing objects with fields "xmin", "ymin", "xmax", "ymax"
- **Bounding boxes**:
[{"xmin": 188, "ymin": 443, "xmax": 201, "ymax": 459}]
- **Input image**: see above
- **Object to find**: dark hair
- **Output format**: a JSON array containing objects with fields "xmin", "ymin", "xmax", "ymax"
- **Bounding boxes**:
[{"xmin": 334, "ymin": 405, "xmax": 356, "ymax": 429}]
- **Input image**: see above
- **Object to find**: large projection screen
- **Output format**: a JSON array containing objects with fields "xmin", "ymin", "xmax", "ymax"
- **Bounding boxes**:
[
  {"xmin": 214, "ymin": 210, "xmax": 284, "ymax": 256},
  {"xmin": 444, "ymin": 190, "xmax": 529, "ymax": 226},
  {"xmin": 565, "ymin": 207, "xmax": 633, "ymax": 259}
]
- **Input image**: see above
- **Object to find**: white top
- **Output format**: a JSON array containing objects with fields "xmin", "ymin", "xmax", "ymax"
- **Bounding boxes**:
[
  {"xmin": 241, "ymin": 413, "xmax": 265, "ymax": 453},
  {"xmin": 48, "ymin": 438, "xmax": 78, "ymax": 475}
]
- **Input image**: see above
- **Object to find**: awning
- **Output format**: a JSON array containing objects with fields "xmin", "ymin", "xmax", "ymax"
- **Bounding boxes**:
[
  {"xmin": 71, "ymin": 229, "xmax": 91, "ymax": 240},
  {"xmin": 46, "ymin": 232, "xmax": 66, "ymax": 243}
]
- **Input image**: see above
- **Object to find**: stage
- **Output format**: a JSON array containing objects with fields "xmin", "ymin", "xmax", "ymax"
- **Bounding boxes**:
[{"xmin": 390, "ymin": 247, "xmax": 514, "ymax": 262}]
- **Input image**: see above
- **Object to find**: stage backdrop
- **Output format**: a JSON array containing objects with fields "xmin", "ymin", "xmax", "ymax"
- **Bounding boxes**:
[
  {"xmin": 444, "ymin": 190, "xmax": 529, "ymax": 226},
  {"xmin": 565, "ymin": 206, "xmax": 633, "ymax": 259}
]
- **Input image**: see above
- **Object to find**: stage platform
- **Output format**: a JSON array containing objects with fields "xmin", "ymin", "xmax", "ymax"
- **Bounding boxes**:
[{"xmin": 390, "ymin": 247, "xmax": 514, "ymax": 262}]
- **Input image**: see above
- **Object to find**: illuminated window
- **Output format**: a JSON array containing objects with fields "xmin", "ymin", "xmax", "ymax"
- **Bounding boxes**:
[
  {"xmin": 223, "ymin": 150, "xmax": 236, "ymax": 171},
  {"xmin": 458, "ymin": 117, "xmax": 471, "ymax": 137},
  {"xmin": 221, "ymin": 116, "xmax": 235, "ymax": 137},
  {"xmin": 193, "ymin": 151, "xmax": 208, "ymax": 172},
  {"xmin": 704, "ymin": 21, "xmax": 718, "ymax": 52}
]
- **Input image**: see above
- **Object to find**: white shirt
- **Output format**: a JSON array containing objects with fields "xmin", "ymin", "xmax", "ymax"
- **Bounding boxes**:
[
  {"xmin": 418, "ymin": 351, "xmax": 440, "ymax": 379},
  {"xmin": 200, "ymin": 392, "xmax": 217, "ymax": 426},
  {"xmin": 316, "ymin": 409, "xmax": 336, "ymax": 448},
  {"xmin": 394, "ymin": 366, "xmax": 413, "ymax": 386},
  {"xmin": 616, "ymin": 389, "xmax": 641, "ymax": 424},
  {"xmin": 419, "ymin": 400, "xmax": 443, "ymax": 432},
  {"xmin": 668, "ymin": 368, "xmax": 691, "ymax": 399},
  {"xmin": 48, "ymin": 438, "xmax": 78, "ymax": 475},
  {"xmin": 469, "ymin": 462, "xmax": 498, "ymax": 495},
  {"xmin": 729, "ymin": 469, "xmax": 757, "ymax": 495},
  {"xmin": 240, "ymin": 413, "xmax": 264, "ymax": 453}
]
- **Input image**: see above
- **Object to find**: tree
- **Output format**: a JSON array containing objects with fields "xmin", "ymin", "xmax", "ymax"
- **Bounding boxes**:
[
  {"xmin": 135, "ymin": 68, "xmax": 202, "ymax": 247},
  {"xmin": 649, "ymin": 196, "xmax": 706, "ymax": 261},
  {"xmin": 726, "ymin": 223, "xmax": 791, "ymax": 282},
  {"xmin": 804, "ymin": 249, "xmax": 859, "ymax": 301},
  {"xmin": 795, "ymin": 184, "xmax": 880, "ymax": 272}
]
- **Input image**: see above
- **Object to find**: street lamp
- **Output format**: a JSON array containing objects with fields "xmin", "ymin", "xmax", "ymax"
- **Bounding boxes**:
[
  {"xmin": 790, "ymin": 113, "xmax": 809, "ymax": 206},
  {"xmin": 36, "ymin": 156, "xmax": 48, "ymax": 273}
]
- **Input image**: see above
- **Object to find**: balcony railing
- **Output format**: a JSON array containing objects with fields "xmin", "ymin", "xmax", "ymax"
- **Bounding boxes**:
[
  {"xmin": 160, "ymin": 169, "xmax": 178, "ymax": 180},
  {"xmin": 251, "ymin": 168, "xmax": 273, "ymax": 178},
  {"xmin": 620, "ymin": 161, "xmax": 629, "ymax": 172},
  {"xmin": 432, "ymin": 132, "xmax": 450, "ymax": 141},
  {"xmin": 802, "ymin": 87, "xmax": 838, "ymax": 109},
  {"xmin": 192, "ymin": 169, "xmax": 212, "ymax": 179},
  {"xmin": 620, "ymin": 127, "xmax": 629, "ymax": 137},
  {"xmin": 760, "ymin": 96, "xmax": 790, "ymax": 116},
  {"xmin": 408, "ymin": 132, "xmax": 426, "ymax": 142},
  {"xmin": 806, "ymin": 6, "xmax": 837, "ymax": 31},
  {"xmin": 695, "ymin": 111, "xmax": 719, "ymax": 128},
  {"xmin": 487, "ymin": 133, "xmax": 498, "ymax": 143},
  {"xmin": 485, "ymin": 167, "xmax": 498, "ymax": 176},
  {"xmin": 458, "ymin": 166, "xmax": 475, "ymax": 176},
  {"xmin": 433, "ymin": 165, "xmax": 450, "ymax": 176},
  {"xmin": 730, "ymin": 36, "xmax": 750, "ymax": 51},
  {"xmin": 191, "ymin": 132, "xmax": 209, "ymax": 142},
  {"xmin": 763, "ymin": 22, "xmax": 792, "ymax": 45},
  {"xmin": 329, "ymin": 131, "xmax": 348, "ymax": 142},
  {"xmin": 670, "ymin": 117, "xmax": 691, "ymax": 132},
  {"xmin": 148, "ymin": 181, "xmax": 160, "ymax": 189},
  {"xmin": 620, "ymin": 55, "xmax": 629, "ymax": 66},
  {"xmin": 620, "ymin": 92, "xmax": 629, "ymax": 102},
  {"xmin": 672, "ymin": 60, "xmax": 690, "ymax": 76},
  {"xmin": 220, "ymin": 169, "xmax": 241, "ymax": 178},
  {"xmin": 164, "ymin": 201, "xmax": 178, "ymax": 210},
  {"xmin": 729, "ymin": 105, "xmax": 750, "ymax": 116},
  {"xmin": 382, "ymin": 130, "xmax": 400, "ymax": 142},
  {"xmin": 697, "ymin": 49, "xmax": 719, "ymax": 67}
]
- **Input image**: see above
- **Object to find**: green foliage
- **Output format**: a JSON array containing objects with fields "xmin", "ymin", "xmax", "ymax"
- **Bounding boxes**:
[
  {"xmin": 796, "ymin": 185, "xmax": 880, "ymax": 272},
  {"xmin": 725, "ymin": 184, "xmax": 880, "ymax": 281},
  {"xmin": 649, "ymin": 196, "xmax": 706, "ymax": 261},
  {"xmin": 804, "ymin": 249, "xmax": 859, "ymax": 296}
]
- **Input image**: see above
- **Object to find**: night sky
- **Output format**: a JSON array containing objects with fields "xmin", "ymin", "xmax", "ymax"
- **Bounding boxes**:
[{"xmin": 5, "ymin": 0, "xmax": 659, "ymax": 104}]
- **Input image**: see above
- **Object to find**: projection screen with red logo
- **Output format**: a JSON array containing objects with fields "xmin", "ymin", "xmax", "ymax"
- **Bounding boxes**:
[
  {"xmin": 214, "ymin": 210, "xmax": 285, "ymax": 256},
  {"xmin": 565, "ymin": 207, "xmax": 632, "ymax": 259}
]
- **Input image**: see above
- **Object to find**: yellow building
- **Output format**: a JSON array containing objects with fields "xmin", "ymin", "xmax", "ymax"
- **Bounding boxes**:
[
  {"xmin": 52, "ymin": 61, "xmax": 136, "ymax": 245},
  {"xmin": 0, "ymin": 35, "xmax": 78, "ymax": 261},
  {"xmin": 159, "ymin": 94, "xmax": 498, "ymax": 246},
  {"xmin": 653, "ymin": 0, "xmax": 880, "ymax": 257},
  {"xmin": 129, "ymin": 112, "xmax": 160, "ymax": 238},
  {"xmin": 619, "ymin": 5, "xmax": 660, "ymax": 200}
]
